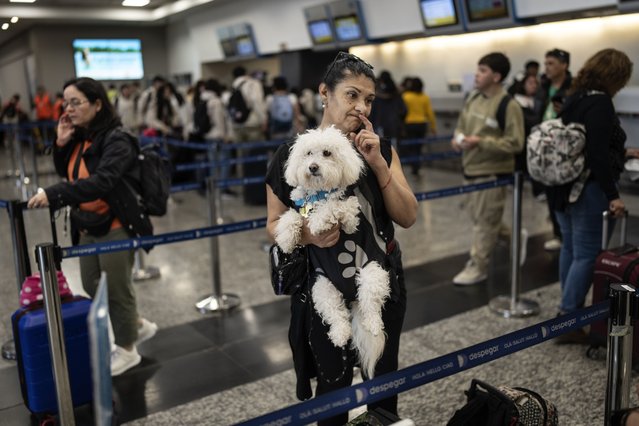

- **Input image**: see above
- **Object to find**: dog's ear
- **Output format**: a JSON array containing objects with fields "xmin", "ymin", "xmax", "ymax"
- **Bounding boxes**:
[
  {"xmin": 284, "ymin": 146, "xmax": 299, "ymax": 187},
  {"xmin": 340, "ymin": 144, "xmax": 365, "ymax": 187}
]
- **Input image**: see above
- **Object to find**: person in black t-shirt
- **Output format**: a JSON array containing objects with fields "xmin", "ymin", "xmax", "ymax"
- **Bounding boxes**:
[{"xmin": 265, "ymin": 52, "xmax": 418, "ymax": 426}]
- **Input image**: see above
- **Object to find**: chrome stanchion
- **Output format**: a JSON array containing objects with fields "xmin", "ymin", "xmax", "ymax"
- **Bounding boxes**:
[
  {"xmin": 35, "ymin": 243, "xmax": 76, "ymax": 426},
  {"xmin": 490, "ymin": 172, "xmax": 540, "ymax": 318},
  {"xmin": 2, "ymin": 200, "xmax": 32, "ymax": 361},
  {"xmin": 13, "ymin": 125, "xmax": 29, "ymax": 200},
  {"xmin": 195, "ymin": 175, "xmax": 241, "ymax": 313},
  {"xmin": 132, "ymin": 249, "xmax": 161, "ymax": 281},
  {"xmin": 605, "ymin": 283, "xmax": 635, "ymax": 424}
]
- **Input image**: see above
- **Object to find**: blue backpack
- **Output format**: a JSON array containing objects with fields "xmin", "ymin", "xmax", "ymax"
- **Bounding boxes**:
[{"xmin": 269, "ymin": 94, "xmax": 294, "ymax": 134}]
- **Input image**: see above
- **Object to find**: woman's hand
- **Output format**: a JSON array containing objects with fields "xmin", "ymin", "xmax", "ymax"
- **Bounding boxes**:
[
  {"xmin": 300, "ymin": 222, "xmax": 340, "ymax": 248},
  {"xmin": 56, "ymin": 113, "xmax": 75, "ymax": 147},
  {"xmin": 610, "ymin": 198, "xmax": 625, "ymax": 218},
  {"xmin": 27, "ymin": 189, "xmax": 49, "ymax": 209},
  {"xmin": 350, "ymin": 114, "xmax": 385, "ymax": 169}
]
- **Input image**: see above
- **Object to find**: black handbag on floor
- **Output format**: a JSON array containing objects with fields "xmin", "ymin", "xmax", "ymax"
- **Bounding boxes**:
[{"xmin": 269, "ymin": 244, "xmax": 308, "ymax": 295}]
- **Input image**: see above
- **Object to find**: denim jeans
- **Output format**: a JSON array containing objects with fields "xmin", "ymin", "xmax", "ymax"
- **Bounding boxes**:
[{"xmin": 555, "ymin": 181, "xmax": 612, "ymax": 313}]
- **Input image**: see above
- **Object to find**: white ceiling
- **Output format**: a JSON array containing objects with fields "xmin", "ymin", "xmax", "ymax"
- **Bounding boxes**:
[{"xmin": 0, "ymin": 0, "xmax": 217, "ymax": 45}]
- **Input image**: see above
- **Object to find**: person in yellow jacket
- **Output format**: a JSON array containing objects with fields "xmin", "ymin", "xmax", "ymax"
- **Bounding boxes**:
[{"xmin": 401, "ymin": 77, "xmax": 437, "ymax": 176}]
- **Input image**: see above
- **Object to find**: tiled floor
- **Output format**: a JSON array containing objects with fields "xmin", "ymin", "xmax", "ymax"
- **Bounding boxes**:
[{"xmin": 0, "ymin": 140, "xmax": 638, "ymax": 425}]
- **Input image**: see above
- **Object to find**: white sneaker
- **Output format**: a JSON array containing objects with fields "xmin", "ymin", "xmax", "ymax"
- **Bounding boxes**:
[
  {"xmin": 453, "ymin": 261, "xmax": 487, "ymax": 286},
  {"xmin": 111, "ymin": 346, "xmax": 141, "ymax": 376},
  {"xmin": 136, "ymin": 318, "xmax": 158, "ymax": 345},
  {"xmin": 544, "ymin": 238, "xmax": 562, "ymax": 251},
  {"xmin": 520, "ymin": 228, "xmax": 529, "ymax": 266}
]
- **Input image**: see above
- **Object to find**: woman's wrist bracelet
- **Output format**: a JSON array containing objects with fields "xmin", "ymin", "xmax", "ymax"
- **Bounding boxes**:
[{"xmin": 381, "ymin": 170, "xmax": 392, "ymax": 191}]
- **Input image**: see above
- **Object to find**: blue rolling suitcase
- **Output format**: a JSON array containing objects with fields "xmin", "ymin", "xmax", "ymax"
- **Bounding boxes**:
[{"xmin": 11, "ymin": 296, "xmax": 93, "ymax": 414}]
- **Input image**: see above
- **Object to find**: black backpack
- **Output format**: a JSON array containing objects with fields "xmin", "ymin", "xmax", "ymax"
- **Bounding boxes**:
[
  {"xmin": 228, "ymin": 81, "xmax": 251, "ymax": 124},
  {"xmin": 137, "ymin": 143, "xmax": 171, "ymax": 216},
  {"xmin": 193, "ymin": 98, "xmax": 212, "ymax": 136}
]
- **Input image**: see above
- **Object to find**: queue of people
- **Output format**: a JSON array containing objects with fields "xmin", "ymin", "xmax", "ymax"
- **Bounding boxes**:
[{"xmin": 13, "ymin": 44, "xmax": 636, "ymax": 422}]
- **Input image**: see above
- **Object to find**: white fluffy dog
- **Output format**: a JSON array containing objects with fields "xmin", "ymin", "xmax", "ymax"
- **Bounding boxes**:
[{"xmin": 274, "ymin": 126, "xmax": 390, "ymax": 378}]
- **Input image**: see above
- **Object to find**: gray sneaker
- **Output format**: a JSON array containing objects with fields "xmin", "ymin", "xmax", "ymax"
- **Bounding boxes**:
[
  {"xmin": 453, "ymin": 261, "xmax": 487, "ymax": 286},
  {"xmin": 136, "ymin": 318, "xmax": 158, "ymax": 345}
]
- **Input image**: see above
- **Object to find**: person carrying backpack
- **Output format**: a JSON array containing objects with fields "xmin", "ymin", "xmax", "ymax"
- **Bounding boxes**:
[
  {"xmin": 546, "ymin": 48, "xmax": 633, "ymax": 343},
  {"xmin": 228, "ymin": 66, "xmax": 266, "ymax": 143},
  {"xmin": 26, "ymin": 77, "xmax": 157, "ymax": 376},
  {"xmin": 265, "ymin": 76, "xmax": 300, "ymax": 140},
  {"xmin": 450, "ymin": 52, "xmax": 525, "ymax": 286}
]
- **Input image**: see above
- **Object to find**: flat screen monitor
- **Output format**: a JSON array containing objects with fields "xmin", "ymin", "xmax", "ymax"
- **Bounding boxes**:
[
  {"xmin": 73, "ymin": 39, "xmax": 144, "ymax": 81},
  {"xmin": 308, "ymin": 19, "xmax": 335, "ymax": 44},
  {"xmin": 220, "ymin": 37, "xmax": 236, "ymax": 58},
  {"xmin": 235, "ymin": 35, "xmax": 256, "ymax": 57},
  {"xmin": 334, "ymin": 14, "xmax": 363, "ymax": 42},
  {"xmin": 420, "ymin": 0, "xmax": 459, "ymax": 28},
  {"xmin": 465, "ymin": 0, "xmax": 509, "ymax": 22}
]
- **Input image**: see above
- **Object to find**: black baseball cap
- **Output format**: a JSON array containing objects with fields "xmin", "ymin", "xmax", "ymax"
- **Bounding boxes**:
[{"xmin": 546, "ymin": 48, "xmax": 570, "ymax": 65}]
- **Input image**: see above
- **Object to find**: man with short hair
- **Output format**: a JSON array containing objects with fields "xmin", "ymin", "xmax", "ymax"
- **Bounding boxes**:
[
  {"xmin": 536, "ymin": 48, "xmax": 573, "ymax": 252},
  {"xmin": 451, "ymin": 52, "xmax": 525, "ymax": 286}
]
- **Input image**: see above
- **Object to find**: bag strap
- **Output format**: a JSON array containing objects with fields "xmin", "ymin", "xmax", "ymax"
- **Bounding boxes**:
[
  {"xmin": 72, "ymin": 141, "xmax": 87, "ymax": 181},
  {"xmin": 496, "ymin": 94, "xmax": 511, "ymax": 132}
]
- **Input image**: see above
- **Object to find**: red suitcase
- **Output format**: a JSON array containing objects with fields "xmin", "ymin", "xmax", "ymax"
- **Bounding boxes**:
[{"xmin": 589, "ymin": 211, "xmax": 639, "ymax": 353}]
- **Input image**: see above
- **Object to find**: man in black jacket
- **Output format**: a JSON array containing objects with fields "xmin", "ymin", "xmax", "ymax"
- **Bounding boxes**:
[{"xmin": 535, "ymin": 48, "xmax": 572, "ymax": 252}]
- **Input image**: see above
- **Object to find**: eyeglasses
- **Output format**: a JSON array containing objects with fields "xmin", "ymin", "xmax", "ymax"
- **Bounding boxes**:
[
  {"xmin": 62, "ymin": 99, "xmax": 89, "ymax": 110},
  {"xmin": 324, "ymin": 51, "xmax": 374, "ymax": 79}
]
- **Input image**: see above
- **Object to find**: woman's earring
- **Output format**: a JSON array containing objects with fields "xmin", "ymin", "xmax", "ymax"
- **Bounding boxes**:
[{"xmin": 322, "ymin": 103, "xmax": 326, "ymax": 109}]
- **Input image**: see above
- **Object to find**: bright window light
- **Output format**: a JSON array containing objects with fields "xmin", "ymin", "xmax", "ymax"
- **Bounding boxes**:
[
  {"xmin": 122, "ymin": 0, "xmax": 150, "ymax": 6},
  {"xmin": 9, "ymin": 0, "xmax": 36, "ymax": 3},
  {"xmin": 11, "ymin": 17, "xmax": 19, "ymax": 24},
  {"xmin": 2, "ymin": 23, "xmax": 9, "ymax": 30}
]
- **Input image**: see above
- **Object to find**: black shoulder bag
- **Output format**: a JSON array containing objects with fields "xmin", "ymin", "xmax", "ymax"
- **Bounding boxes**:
[{"xmin": 269, "ymin": 244, "xmax": 308, "ymax": 296}]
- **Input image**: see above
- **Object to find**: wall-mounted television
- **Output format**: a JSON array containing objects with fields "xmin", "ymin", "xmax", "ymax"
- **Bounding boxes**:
[
  {"xmin": 304, "ymin": 4, "xmax": 338, "ymax": 49},
  {"xmin": 328, "ymin": 0, "xmax": 367, "ymax": 46},
  {"xmin": 419, "ymin": 0, "xmax": 465, "ymax": 35},
  {"xmin": 308, "ymin": 19, "xmax": 335, "ymax": 44},
  {"xmin": 217, "ymin": 23, "xmax": 258, "ymax": 60},
  {"xmin": 618, "ymin": 0, "xmax": 639, "ymax": 12},
  {"xmin": 461, "ymin": 0, "xmax": 519, "ymax": 32},
  {"xmin": 72, "ymin": 39, "xmax": 144, "ymax": 81}
]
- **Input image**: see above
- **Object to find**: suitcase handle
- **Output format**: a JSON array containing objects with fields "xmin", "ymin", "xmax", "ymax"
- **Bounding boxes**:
[{"xmin": 602, "ymin": 210, "xmax": 628, "ymax": 250}]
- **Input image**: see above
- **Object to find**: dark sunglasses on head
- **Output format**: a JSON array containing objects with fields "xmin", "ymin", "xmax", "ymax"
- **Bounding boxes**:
[{"xmin": 325, "ymin": 51, "xmax": 374, "ymax": 78}]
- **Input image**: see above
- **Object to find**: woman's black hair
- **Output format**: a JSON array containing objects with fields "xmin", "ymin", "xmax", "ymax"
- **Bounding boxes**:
[
  {"xmin": 322, "ymin": 51, "xmax": 375, "ymax": 91},
  {"xmin": 63, "ymin": 77, "xmax": 121, "ymax": 137},
  {"xmin": 376, "ymin": 70, "xmax": 398, "ymax": 95},
  {"xmin": 409, "ymin": 77, "xmax": 424, "ymax": 93}
]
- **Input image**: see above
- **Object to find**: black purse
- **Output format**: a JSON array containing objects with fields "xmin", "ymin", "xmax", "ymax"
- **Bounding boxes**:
[{"xmin": 269, "ymin": 244, "xmax": 308, "ymax": 295}]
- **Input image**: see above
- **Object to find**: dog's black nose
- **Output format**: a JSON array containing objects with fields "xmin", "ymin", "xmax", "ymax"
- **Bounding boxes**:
[{"xmin": 309, "ymin": 164, "xmax": 319, "ymax": 175}]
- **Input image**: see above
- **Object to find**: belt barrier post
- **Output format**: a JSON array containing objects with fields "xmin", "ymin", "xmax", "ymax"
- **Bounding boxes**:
[
  {"xmin": 13, "ymin": 125, "xmax": 29, "ymax": 200},
  {"xmin": 210, "ymin": 141, "xmax": 225, "ymax": 225},
  {"xmin": 2, "ymin": 200, "xmax": 32, "ymax": 361},
  {"xmin": 30, "ymin": 134, "xmax": 40, "ymax": 190},
  {"xmin": 605, "ymin": 283, "xmax": 635, "ymax": 424},
  {"xmin": 489, "ymin": 171, "xmax": 540, "ymax": 318},
  {"xmin": 132, "ymin": 249, "xmax": 161, "ymax": 281},
  {"xmin": 194, "ymin": 175, "xmax": 241, "ymax": 313},
  {"xmin": 35, "ymin": 243, "xmax": 76, "ymax": 426}
]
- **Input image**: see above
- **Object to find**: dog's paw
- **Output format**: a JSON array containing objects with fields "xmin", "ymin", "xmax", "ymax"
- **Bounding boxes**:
[
  {"xmin": 307, "ymin": 209, "xmax": 336, "ymax": 236},
  {"xmin": 275, "ymin": 210, "xmax": 303, "ymax": 253}
]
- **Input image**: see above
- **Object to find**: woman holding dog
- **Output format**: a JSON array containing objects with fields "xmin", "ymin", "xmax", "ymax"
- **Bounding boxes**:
[{"xmin": 266, "ymin": 51, "xmax": 418, "ymax": 425}]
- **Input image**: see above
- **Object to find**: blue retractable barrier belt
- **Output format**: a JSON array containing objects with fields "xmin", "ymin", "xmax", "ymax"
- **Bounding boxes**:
[
  {"xmin": 175, "ymin": 154, "xmax": 270, "ymax": 172},
  {"xmin": 236, "ymin": 302, "xmax": 610, "ymax": 425},
  {"xmin": 415, "ymin": 176, "xmax": 513, "ymax": 201},
  {"xmin": 0, "ymin": 199, "xmax": 8, "ymax": 209},
  {"xmin": 61, "ymin": 218, "xmax": 268, "ymax": 258}
]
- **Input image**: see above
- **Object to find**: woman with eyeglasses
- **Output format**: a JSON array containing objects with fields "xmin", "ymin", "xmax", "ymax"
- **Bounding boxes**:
[
  {"xmin": 27, "ymin": 77, "xmax": 157, "ymax": 376},
  {"xmin": 266, "ymin": 52, "xmax": 418, "ymax": 425}
]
